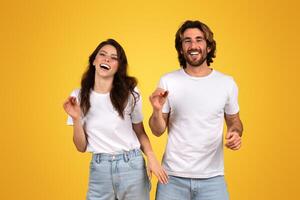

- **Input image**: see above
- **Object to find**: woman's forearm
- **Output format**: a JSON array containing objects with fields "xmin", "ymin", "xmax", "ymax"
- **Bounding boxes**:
[{"xmin": 72, "ymin": 119, "xmax": 87, "ymax": 152}]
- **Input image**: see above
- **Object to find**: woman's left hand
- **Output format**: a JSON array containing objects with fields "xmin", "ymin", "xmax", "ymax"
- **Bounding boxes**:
[{"xmin": 146, "ymin": 152, "xmax": 168, "ymax": 184}]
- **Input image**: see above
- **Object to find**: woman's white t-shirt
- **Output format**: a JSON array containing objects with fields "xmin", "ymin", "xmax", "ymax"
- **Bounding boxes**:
[{"xmin": 67, "ymin": 88, "xmax": 143, "ymax": 154}]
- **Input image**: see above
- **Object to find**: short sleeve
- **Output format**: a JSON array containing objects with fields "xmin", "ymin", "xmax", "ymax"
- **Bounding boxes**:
[
  {"xmin": 66, "ymin": 89, "xmax": 81, "ymax": 125},
  {"xmin": 158, "ymin": 77, "xmax": 170, "ymax": 113},
  {"xmin": 130, "ymin": 87, "xmax": 144, "ymax": 124},
  {"xmin": 225, "ymin": 79, "xmax": 240, "ymax": 115}
]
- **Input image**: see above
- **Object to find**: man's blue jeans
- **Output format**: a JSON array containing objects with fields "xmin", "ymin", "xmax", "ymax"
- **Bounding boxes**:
[{"xmin": 156, "ymin": 175, "xmax": 229, "ymax": 200}]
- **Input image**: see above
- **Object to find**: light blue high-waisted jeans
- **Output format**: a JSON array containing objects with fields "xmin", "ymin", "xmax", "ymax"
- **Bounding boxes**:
[
  {"xmin": 87, "ymin": 149, "xmax": 150, "ymax": 200},
  {"xmin": 156, "ymin": 175, "xmax": 229, "ymax": 200}
]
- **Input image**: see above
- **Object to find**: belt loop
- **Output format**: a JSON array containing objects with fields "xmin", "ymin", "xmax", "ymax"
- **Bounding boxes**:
[
  {"xmin": 123, "ymin": 151, "xmax": 129, "ymax": 162},
  {"xmin": 133, "ymin": 148, "xmax": 138, "ymax": 157},
  {"xmin": 96, "ymin": 154, "xmax": 101, "ymax": 164}
]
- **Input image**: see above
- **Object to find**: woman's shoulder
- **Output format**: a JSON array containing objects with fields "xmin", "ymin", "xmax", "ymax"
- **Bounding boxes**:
[{"xmin": 70, "ymin": 88, "xmax": 81, "ymax": 98}]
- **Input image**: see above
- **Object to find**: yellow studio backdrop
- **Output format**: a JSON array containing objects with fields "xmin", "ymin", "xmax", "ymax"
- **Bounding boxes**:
[{"xmin": 0, "ymin": 0, "xmax": 299, "ymax": 199}]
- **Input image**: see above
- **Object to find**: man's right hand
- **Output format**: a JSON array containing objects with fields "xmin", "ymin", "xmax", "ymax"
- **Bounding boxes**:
[{"xmin": 149, "ymin": 88, "xmax": 169, "ymax": 111}]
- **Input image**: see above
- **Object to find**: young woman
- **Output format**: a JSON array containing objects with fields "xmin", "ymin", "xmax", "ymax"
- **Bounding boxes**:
[{"xmin": 63, "ymin": 39, "xmax": 168, "ymax": 200}]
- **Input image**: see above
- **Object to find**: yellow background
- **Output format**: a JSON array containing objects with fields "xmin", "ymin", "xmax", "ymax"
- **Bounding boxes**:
[{"xmin": 1, "ymin": 0, "xmax": 299, "ymax": 199}]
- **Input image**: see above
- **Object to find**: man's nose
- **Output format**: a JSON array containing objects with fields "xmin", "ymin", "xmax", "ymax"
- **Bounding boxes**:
[{"xmin": 191, "ymin": 40, "xmax": 197, "ymax": 48}]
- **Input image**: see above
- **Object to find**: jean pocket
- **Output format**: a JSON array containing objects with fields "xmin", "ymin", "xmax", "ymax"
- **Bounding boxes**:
[{"xmin": 128, "ymin": 156, "xmax": 145, "ymax": 170}]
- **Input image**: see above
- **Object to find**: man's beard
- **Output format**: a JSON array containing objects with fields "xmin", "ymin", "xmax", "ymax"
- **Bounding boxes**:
[{"xmin": 184, "ymin": 49, "xmax": 208, "ymax": 67}]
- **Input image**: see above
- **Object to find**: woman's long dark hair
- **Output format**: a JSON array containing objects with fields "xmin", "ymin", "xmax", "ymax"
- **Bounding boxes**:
[{"xmin": 79, "ymin": 39, "xmax": 138, "ymax": 118}]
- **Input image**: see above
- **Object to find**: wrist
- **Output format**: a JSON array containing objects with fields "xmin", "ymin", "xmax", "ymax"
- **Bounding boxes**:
[
  {"xmin": 72, "ymin": 117, "xmax": 81, "ymax": 123},
  {"xmin": 229, "ymin": 129, "xmax": 242, "ymax": 137},
  {"xmin": 152, "ymin": 108, "xmax": 163, "ymax": 116},
  {"xmin": 146, "ymin": 152, "xmax": 158, "ymax": 163}
]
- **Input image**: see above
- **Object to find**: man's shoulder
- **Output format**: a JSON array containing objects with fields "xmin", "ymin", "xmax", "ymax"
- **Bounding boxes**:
[
  {"xmin": 212, "ymin": 70, "xmax": 235, "ymax": 83},
  {"xmin": 160, "ymin": 69, "xmax": 183, "ymax": 80}
]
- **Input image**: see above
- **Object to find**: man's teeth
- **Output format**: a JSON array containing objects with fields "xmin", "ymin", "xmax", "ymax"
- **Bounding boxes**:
[
  {"xmin": 100, "ymin": 64, "xmax": 110, "ymax": 70},
  {"xmin": 190, "ymin": 52, "xmax": 199, "ymax": 55}
]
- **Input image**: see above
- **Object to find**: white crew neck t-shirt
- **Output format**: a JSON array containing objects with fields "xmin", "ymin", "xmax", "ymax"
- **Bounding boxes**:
[
  {"xmin": 158, "ymin": 69, "xmax": 239, "ymax": 178},
  {"xmin": 67, "ymin": 88, "xmax": 143, "ymax": 154}
]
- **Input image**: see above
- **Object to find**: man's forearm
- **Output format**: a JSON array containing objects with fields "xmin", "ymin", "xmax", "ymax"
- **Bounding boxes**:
[
  {"xmin": 149, "ymin": 110, "xmax": 167, "ymax": 136},
  {"xmin": 225, "ymin": 114, "xmax": 243, "ymax": 136}
]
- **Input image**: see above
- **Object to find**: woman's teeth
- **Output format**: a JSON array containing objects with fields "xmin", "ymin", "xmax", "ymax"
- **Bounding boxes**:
[{"xmin": 100, "ymin": 64, "xmax": 110, "ymax": 70}]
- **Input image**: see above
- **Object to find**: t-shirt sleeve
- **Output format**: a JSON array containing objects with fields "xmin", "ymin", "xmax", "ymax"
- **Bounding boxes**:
[
  {"xmin": 158, "ymin": 77, "xmax": 170, "ymax": 113},
  {"xmin": 225, "ymin": 78, "xmax": 240, "ymax": 115},
  {"xmin": 66, "ymin": 89, "xmax": 81, "ymax": 125},
  {"xmin": 130, "ymin": 87, "xmax": 144, "ymax": 124}
]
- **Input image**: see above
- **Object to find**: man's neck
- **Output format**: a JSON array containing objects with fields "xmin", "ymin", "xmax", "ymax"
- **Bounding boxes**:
[{"xmin": 184, "ymin": 63, "xmax": 212, "ymax": 77}]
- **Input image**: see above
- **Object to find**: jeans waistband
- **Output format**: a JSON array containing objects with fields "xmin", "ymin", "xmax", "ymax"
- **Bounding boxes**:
[{"xmin": 92, "ymin": 148, "xmax": 141, "ymax": 163}]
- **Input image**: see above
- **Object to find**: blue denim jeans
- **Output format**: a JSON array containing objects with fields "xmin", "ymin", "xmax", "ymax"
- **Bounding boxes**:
[
  {"xmin": 156, "ymin": 175, "xmax": 229, "ymax": 200},
  {"xmin": 87, "ymin": 149, "xmax": 150, "ymax": 200}
]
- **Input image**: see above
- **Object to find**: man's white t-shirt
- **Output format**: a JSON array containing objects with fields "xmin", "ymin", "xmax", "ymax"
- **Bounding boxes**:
[
  {"xmin": 67, "ymin": 88, "xmax": 143, "ymax": 154},
  {"xmin": 159, "ymin": 69, "xmax": 239, "ymax": 178}
]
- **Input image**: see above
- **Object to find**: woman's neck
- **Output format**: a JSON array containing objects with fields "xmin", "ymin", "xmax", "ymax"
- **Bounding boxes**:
[{"xmin": 93, "ymin": 76, "xmax": 113, "ymax": 94}]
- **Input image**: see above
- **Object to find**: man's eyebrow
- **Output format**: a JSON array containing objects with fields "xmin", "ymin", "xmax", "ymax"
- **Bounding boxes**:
[
  {"xmin": 195, "ymin": 36, "xmax": 205, "ymax": 39},
  {"xmin": 182, "ymin": 37, "xmax": 191, "ymax": 40},
  {"xmin": 182, "ymin": 35, "xmax": 205, "ymax": 40}
]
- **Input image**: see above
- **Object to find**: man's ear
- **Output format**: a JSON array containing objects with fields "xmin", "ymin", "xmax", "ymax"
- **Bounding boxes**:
[
  {"xmin": 180, "ymin": 47, "xmax": 185, "ymax": 55},
  {"xmin": 207, "ymin": 47, "xmax": 211, "ymax": 53}
]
